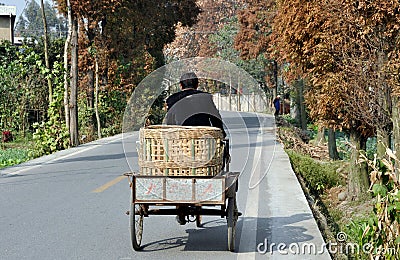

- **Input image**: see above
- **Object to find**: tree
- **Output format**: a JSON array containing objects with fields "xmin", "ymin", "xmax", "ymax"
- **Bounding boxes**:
[
  {"xmin": 15, "ymin": 17, "xmax": 28, "ymax": 35},
  {"xmin": 234, "ymin": 0, "xmax": 275, "ymax": 61},
  {"xmin": 24, "ymin": 0, "xmax": 42, "ymax": 36},
  {"xmin": 16, "ymin": 0, "xmax": 66, "ymax": 38},
  {"xmin": 56, "ymin": 0, "xmax": 79, "ymax": 146},
  {"xmin": 208, "ymin": 16, "xmax": 270, "ymax": 102},
  {"xmin": 269, "ymin": 0, "xmax": 376, "ymax": 198},
  {"xmin": 0, "ymin": 41, "xmax": 55, "ymax": 137},
  {"xmin": 40, "ymin": 0, "xmax": 53, "ymax": 104},
  {"xmin": 63, "ymin": 0, "xmax": 72, "ymax": 134},
  {"xmin": 69, "ymin": 15, "xmax": 78, "ymax": 146},
  {"xmin": 234, "ymin": 0, "xmax": 400, "ymax": 199},
  {"xmin": 165, "ymin": 0, "xmax": 246, "ymax": 60},
  {"xmin": 276, "ymin": 0, "xmax": 400, "ymax": 197},
  {"xmin": 54, "ymin": 0, "xmax": 201, "ymax": 143}
]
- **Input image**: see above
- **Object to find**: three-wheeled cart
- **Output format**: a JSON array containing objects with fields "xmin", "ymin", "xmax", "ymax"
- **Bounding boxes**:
[{"xmin": 125, "ymin": 125, "xmax": 240, "ymax": 252}]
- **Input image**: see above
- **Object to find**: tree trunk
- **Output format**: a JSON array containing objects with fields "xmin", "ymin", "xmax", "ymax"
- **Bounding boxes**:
[
  {"xmin": 314, "ymin": 126, "xmax": 325, "ymax": 145},
  {"xmin": 237, "ymin": 79, "xmax": 241, "ymax": 111},
  {"xmin": 298, "ymin": 79, "xmax": 307, "ymax": 130},
  {"xmin": 69, "ymin": 17, "xmax": 79, "ymax": 147},
  {"xmin": 86, "ymin": 69, "xmax": 96, "ymax": 137},
  {"xmin": 94, "ymin": 56, "xmax": 101, "ymax": 139},
  {"xmin": 40, "ymin": 0, "xmax": 52, "ymax": 104},
  {"xmin": 392, "ymin": 96, "xmax": 400, "ymax": 176},
  {"xmin": 376, "ymin": 70, "xmax": 392, "ymax": 159},
  {"xmin": 348, "ymin": 130, "xmax": 369, "ymax": 200},
  {"xmin": 328, "ymin": 128, "xmax": 339, "ymax": 160},
  {"xmin": 229, "ymin": 74, "xmax": 232, "ymax": 111},
  {"xmin": 63, "ymin": 0, "xmax": 72, "ymax": 133},
  {"xmin": 85, "ymin": 20, "xmax": 96, "ymax": 138},
  {"xmin": 273, "ymin": 60, "xmax": 278, "ymax": 99},
  {"xmin": 377, "ymin": 128, "xmax": 391, "ymax": 159}
]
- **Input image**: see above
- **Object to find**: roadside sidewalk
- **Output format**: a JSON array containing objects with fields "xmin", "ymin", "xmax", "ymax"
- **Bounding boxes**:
[{"xmin": 265, "ymin": 138, "xmax": 332, "ymax": 259}]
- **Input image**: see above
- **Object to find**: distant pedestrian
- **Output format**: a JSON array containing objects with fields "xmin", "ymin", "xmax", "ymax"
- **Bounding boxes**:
[{"xmin": 273, "ymin": 95, "xmax": 281, "ymax": 117}]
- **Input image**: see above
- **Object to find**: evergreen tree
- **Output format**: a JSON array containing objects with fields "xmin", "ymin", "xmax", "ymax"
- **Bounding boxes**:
[
  {"xmin": 24, "ymin": 0, "xmax": 42, "ymax": 36},
  {"xmin": 15, "ymin": 0, "xmax": 67, "ymax": 38}
]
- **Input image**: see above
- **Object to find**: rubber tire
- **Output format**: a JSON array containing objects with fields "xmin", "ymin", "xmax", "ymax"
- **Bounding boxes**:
[
  {"xmin": 196, "ymin": 214, "xmax": 202, "ymax": 227},
  {"xmin": 130, "ymin": 199, "xmax": 143, "ymax": 251},
  {"xmin": 227, "ymin": 197, "xmax": 236, "ymax": 252},
  {"xmin": 195, "ymin": 206, "xmax": 202, "ymax": 227}
]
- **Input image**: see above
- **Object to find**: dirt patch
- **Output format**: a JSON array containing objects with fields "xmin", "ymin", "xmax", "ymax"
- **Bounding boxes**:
[{"xmin": 276, "ymin": 118, "xmax": 330, "ymax": 160}]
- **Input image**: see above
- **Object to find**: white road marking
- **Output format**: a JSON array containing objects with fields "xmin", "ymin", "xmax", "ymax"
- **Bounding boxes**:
[
  {"xmin": 237, "ymin": 131, "xmax": 263, "ymax": 259},
  {"xmin": 1, "ymin": 135, "xmax": 123, "ymax": 176}
]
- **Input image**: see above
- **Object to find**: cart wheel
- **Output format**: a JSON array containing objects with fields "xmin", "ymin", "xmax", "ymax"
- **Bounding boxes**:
[
  {"xmin": 227, "ymin": 197, "xmax": 237, "ymax": 252},
  {"xmin": 196, "ymin": 214, "xmax": 202, "ymax": 227},
  {"xmin": 195, "ymin": 206, "xmax": 202, "ymax": 227},
  {"xmin": 130, "ymin": 201, "xmax": 143, "ymax": 251}
]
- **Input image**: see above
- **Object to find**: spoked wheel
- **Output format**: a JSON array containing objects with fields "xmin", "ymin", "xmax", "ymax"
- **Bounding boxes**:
[
  {"xmin": 130, "ymin": 199, "xmax": 144, "ymax": 251},
  {"xmin": 227, "ymin": 196, "xmax": 238, "ymax": 252}
]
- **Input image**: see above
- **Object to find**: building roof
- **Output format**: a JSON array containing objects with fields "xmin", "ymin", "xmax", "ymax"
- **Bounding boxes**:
[{"xmin": 0, "ymin": 6, "xmax": 16, "ymax": 16}]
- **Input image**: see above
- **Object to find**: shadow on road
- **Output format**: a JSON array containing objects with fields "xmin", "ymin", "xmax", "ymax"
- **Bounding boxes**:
[
  {"xmin": 54, "ymin": 152, "xmax": 137, "ymax": 164},
  {"xmin": 138, "ymin": 213, "xmax": 314, "ymax": 253}
]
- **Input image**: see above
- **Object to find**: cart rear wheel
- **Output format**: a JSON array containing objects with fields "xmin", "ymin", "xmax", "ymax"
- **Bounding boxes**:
[
  {"xmin": 195, "ymin": 206, "xmax": 202, "ymax": 227},
  {"xmin": 196, "ymin": 214, "xmax": 202, "ymax": 227},
  {"xmin": 227, "ymin": 197, "xmax": 237, "ymax": 252},
  {"xmin": 130, "ymin": 200, "xmax": 143, "ymax": 251}
]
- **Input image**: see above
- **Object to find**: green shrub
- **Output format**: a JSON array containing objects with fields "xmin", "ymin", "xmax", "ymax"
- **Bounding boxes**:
[
  {"xmin": 0, "ymin": 148, "xmax": 32, "ymax": 168},
  {"xmin": 336, "ymin": 135, "xmax": 377, "ymax": 161},
  {"xmin": 336, "ymin": 135, "xmax": 351, "ymax": 160},
  {"xmin": 307, "ymin": 123, "xmax": 319, "ymax": 140},
  {"xmin": 281, "ymin": 114, "xmax": 298, "ymax": 126},
  {"xmin": 286, "ymin": 150, "xmax": 342, "ymax": 194},
  {"xmin": 343, "ymin": 217, "xmax": 376, "ymax": 259},
  {"xmin": 32, "ymin": 118, "xmax": 69, "ymax": 157},
  {"xmin": 31, "ymin": 61, "xmax": 70, "ymax": 157},
  {"xmin": 365, "ymin": 137, "xmax": 377, "ymax": 159},
  {"xmin": 32, "ymin": 102, "xmax": 70, "ymax": 157},
  {"xmin": 344, "ymin": 150, "xmax": 400, "ymax": 259}
]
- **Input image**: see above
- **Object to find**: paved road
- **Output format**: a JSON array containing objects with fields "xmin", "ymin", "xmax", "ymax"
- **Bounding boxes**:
[{"xmin": 0, "ymin": 111, "xmax": 331, "ymax": 260}]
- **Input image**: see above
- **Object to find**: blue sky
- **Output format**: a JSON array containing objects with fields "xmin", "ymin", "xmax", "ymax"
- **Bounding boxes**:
[
  {"xmin": 1, "ymin": 0, "xmax": 42, "ymax": 23},
  {"xmin": 1, "ymin": 0, "xmax": 27, "ymax": 22}
]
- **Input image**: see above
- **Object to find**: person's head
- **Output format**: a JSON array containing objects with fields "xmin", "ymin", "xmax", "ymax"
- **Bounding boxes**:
[
  {"xmin": 180, "ymin": 72, "xmax": 198, "ymax": 90},
  {"xmin": 277, "ymin": 95, "xmax": 280, "ymax": 99}
]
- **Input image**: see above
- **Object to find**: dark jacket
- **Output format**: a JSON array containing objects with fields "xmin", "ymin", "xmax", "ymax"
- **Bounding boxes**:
[
  {"xmin": 165, "ymin": 90, "xmax": 226, "ymax": 137},
  {"xmin": 273, "ymin": 98, "xmax": 280, "ymax": 111}
]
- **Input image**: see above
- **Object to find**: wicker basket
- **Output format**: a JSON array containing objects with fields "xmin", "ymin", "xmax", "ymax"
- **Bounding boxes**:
[{"xmin": 138, "ymin": 125, "xmax": 224, "ymax": 176}]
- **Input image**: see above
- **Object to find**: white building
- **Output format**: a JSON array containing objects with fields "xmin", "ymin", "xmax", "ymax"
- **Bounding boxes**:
[{"xmin": 0, "ymin": 5, "xmax": 16, "ymax": 44}]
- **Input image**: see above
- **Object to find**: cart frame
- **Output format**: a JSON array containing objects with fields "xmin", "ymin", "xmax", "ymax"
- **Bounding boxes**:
[{"xmin": 127, "ymin": 139, "xmax": 239, "ymax": 252}]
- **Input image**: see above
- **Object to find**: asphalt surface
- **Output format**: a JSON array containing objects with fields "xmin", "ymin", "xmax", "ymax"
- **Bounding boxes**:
[{"xmin": 0, "ymin": 111, "xmax": 331, "ymax": 260}]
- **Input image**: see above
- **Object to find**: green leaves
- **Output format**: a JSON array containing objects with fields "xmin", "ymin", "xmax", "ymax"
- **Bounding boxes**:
[
  {"xmin": 372, "ymin": 184, "xmax": 388, "ymax": 197},
  {"xmin": 0, "ymin": 148, "xmax": 32, "ymax": 169},
  {"xmin": 286, "ymin": 149, "xmax": 342, "ymax": 194},
  {"xmin": 32, "ymin": 120, "xmax": 70, "ymax": 156}
]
